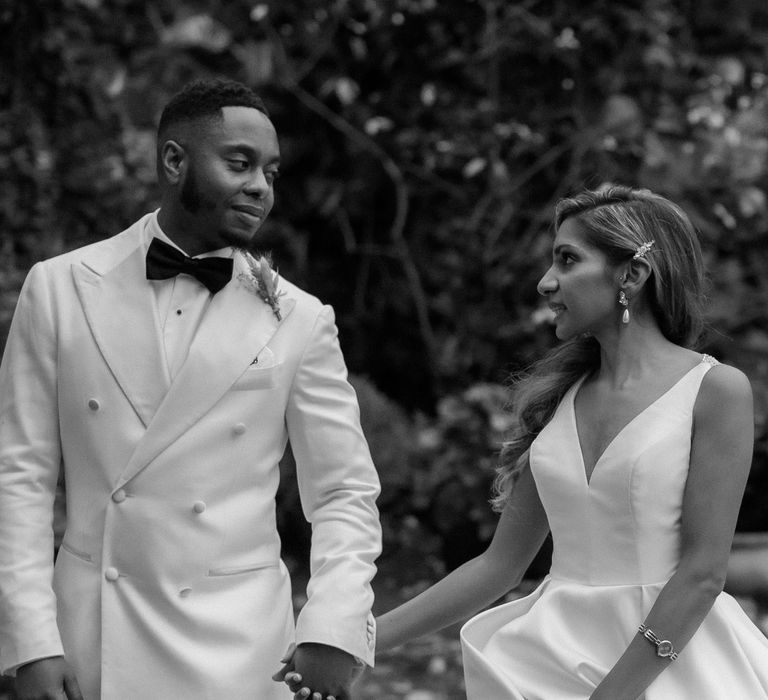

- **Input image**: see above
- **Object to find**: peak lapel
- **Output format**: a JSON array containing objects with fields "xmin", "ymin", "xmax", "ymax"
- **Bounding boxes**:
[
  {"xmin": 115, "ymin": 277, "xmax": 296, "ymax": 488},
  {"xmin": 72, "ymin": 243, "xmax": 170, "ymax": 427}
]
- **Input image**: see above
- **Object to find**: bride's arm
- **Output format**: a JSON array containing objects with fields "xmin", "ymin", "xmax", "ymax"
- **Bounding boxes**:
[
  {"xmin": 590, "ymin": 364, "xmax": 754, "ymax": 700},
  {"xmin": 376, "ymin": 466, "xmax": 550, "ymax": 651}
]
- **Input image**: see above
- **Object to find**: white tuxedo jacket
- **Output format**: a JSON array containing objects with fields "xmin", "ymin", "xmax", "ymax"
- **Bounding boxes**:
[{"xmin": 0, "ymin": 214, "xmax": 381, "ymax": 699}]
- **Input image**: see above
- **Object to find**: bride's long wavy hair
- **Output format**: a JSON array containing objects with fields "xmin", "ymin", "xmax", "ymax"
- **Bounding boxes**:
[{"xmin": 491, "ymin": 185, "xmax": 707, "ymax": 510}]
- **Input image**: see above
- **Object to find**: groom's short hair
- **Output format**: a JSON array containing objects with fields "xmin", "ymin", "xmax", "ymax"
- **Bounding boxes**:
[{"xmin": 158, "ymin": 78, "xmax": 270, "ymax": 140}]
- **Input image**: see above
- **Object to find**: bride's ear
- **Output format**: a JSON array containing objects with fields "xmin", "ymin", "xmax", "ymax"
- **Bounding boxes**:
[{"xmin": 618, "ymin": 258, "xmax": 652, "ymax": 298}]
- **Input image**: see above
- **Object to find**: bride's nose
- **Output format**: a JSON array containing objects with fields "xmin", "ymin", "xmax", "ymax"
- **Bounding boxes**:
[{"xmin": 537, "ymin": 267, "xmax": 557, "ymax": 296}]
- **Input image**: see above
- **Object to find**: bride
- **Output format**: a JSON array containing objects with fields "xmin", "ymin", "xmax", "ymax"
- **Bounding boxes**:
[{"xmin": 285, "ymin": 185, "xmax": 768, "ymax": 699}]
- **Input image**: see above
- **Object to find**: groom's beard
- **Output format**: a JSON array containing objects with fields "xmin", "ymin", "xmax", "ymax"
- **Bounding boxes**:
[{"xmin": 180, "ymin": 169, "xmax": 215, "ymax": 214}]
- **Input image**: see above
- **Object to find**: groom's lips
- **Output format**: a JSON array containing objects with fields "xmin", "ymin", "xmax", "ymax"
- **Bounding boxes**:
[{"xmin": 232, "ymin": 204, "xmax": 265, "ymax": 218}]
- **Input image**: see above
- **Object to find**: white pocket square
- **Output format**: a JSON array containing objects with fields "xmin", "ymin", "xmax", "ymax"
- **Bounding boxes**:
[{"xmin": 249, "ymin": 346, "xmax": 276, "ymax": 368}]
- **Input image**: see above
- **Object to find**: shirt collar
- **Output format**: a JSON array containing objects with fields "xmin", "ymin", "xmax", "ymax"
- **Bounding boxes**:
[{"xmin": 146, "ymin": 210, "xmax": 235, "ymax": 261}]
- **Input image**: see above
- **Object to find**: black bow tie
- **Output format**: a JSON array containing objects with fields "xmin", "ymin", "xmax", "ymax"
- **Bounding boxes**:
[{"xmin": 145, "ymin": 237, "xmax": 234, "ymax": 294}]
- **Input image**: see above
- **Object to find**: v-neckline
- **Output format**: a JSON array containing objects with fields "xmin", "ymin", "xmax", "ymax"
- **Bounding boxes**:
[{"xmin": 572, "ymin": 357, "xmax": 705, "ymax": 486}]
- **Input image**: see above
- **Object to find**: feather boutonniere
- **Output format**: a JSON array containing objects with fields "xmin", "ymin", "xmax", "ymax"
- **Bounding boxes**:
[{"xmin": 237, "ymin": 250, "xmax": 285, "ymax": 321}]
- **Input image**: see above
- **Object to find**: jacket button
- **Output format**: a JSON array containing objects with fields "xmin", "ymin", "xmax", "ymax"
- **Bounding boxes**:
[
  {"xmin": 104, "ymin": 567, "xmax": 119, "ymax": 582},
  {"xmin": 88, "ymin": 399, "xmax": 100, "ymax": 411},
  {"xmin": 192, "ymin": 501, "xmax": 206, "ymax": 514},
  {"xmin": 232, "ymin": 423, "xmax": 247, "ymax": 436},
  {"xmin": 112, "ymin": 489, "xmax": 126, "ymax": 503}
]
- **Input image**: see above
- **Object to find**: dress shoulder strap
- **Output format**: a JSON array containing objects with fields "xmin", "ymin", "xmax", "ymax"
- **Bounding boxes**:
[{"xmin": 680, "ymin": 353, "xmax": 720, "ymax": 408}]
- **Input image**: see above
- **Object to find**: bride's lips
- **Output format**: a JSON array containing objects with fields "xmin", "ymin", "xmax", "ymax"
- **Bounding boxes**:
[{"xmin": 549, "ymin": 302, "xmax": 566, "ymax": 317}]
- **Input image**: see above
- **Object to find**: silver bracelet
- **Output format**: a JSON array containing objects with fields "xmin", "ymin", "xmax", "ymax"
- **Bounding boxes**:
[{"xmin": 638, "ymin": 624, "xmax": 679, "ymax": 661}]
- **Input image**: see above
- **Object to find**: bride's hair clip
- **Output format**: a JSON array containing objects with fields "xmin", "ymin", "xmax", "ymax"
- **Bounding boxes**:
[{"xmin": 632, "ymin": 239, "xmax": 655, "ymax": 260}]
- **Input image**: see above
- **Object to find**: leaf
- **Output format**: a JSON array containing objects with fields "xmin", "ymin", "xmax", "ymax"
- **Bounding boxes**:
[
  {"xmin": 162, "ymin": 14, "xmax": 232, "ymax": 52},
  {"xmin": 462, "ymin": 157, "xmax": 486, "ymax": 179},
  {"xmin": 259, "ymin": 257, "xmax": 275, "ymax": 296},
  {"xmin": 334, "ymin": 77, "xmax": 360, "ymax": 105}
]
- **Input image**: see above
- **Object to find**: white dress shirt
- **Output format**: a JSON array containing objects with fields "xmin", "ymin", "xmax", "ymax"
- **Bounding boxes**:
[{"xmin": 144, "ymin": 212, "xmax": 235, "ymax": 380}]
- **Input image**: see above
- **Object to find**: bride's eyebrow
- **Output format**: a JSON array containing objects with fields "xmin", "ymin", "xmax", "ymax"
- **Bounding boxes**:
[{"xmin": 553, "ymin": 243, "xmax": 580, "ymax": 256}]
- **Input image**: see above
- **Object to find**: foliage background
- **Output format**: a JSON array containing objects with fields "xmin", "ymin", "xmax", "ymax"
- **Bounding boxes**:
[{"xmin": 2, "ymin": 0, "xmax": 768, "ymax": 696}]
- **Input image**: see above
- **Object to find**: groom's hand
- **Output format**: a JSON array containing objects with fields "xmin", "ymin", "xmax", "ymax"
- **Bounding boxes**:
[
  {"xmin": 289, "ymin": 642, "xmax": 362, "ymax": 700},
  {"xmin": 15, "ymin": 656, "xmax": 83, "ymax": 700}
]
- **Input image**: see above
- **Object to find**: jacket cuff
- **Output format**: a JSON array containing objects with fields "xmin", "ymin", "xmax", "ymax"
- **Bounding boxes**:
[
  {"xmin": 1, "ymin": 642, "xmax": 65, "ymax": 678},
  {"xmin": 294, "ymin": 611, "xmax": 376, "ymax": 667}
]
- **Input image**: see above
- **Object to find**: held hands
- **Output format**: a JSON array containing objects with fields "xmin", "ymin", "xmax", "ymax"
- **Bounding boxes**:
[
  {"xmin": 15, "ymin": 656, "xmax": 83, "ymax": 700},
  {"xmin": 272, "ymin": 642, "xmax": 364, "ymax": 700}
]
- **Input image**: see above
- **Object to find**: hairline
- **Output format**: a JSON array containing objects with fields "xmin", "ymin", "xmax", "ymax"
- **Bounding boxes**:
[{"xmin": 158, "ymin": 105, "xmax": 272, "ymax": 143}]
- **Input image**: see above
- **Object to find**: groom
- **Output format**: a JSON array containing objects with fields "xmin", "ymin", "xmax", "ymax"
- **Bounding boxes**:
[{"xmin": 0, "ymin": 78, "xmax": 381, "ymax": 699}]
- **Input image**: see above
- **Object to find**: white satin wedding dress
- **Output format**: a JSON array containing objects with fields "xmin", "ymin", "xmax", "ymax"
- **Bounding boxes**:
[{"xmin": 461, "ymin": 356, "xmax": 768, "ymax": 699}]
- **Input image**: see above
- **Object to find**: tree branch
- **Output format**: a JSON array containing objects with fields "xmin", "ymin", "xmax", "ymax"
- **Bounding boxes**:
[{"xmin": 280, "ymin": 79, "xmax": 437, "ymax": 365}]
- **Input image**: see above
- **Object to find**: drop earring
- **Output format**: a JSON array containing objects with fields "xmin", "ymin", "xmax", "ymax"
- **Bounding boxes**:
[{"xmin": 618, "ymin": 290, "xmax": 630, "ymax": 324}]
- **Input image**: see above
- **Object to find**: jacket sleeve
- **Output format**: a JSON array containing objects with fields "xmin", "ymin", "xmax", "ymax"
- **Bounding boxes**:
[
  {"xmin": 0, "ymin": 262, "xmax": 65, "ymax": 673},
  {"xmin": 285, "ymin": 305, "xmax": 381, "ymax": 665}
]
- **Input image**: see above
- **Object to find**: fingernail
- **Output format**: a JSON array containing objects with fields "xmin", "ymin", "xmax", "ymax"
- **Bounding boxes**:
[{"xmin": 281, "ymin": 643, "xmax": 296, "ymax": 662}]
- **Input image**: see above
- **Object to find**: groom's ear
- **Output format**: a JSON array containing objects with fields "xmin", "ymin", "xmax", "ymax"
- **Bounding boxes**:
[{"xmin": 159, "ymin": 140, "xmax": 186, "ymax": 185}]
